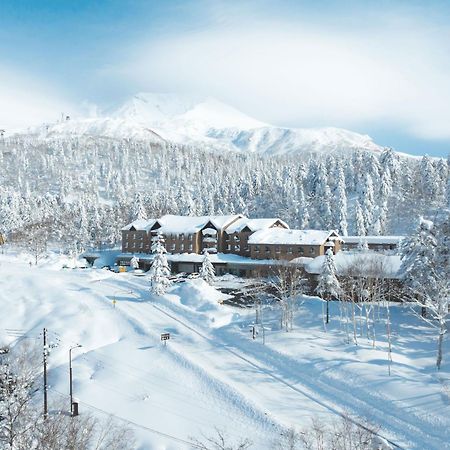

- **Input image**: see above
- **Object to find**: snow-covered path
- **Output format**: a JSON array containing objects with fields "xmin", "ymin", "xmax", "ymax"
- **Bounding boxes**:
[
  {"xmin": 118, "ymin": 278, "xmax": 445, "ymax": 450},
  {"xmin": 1, "ymin": 253, "xmax": 449, "ymax": 449}
]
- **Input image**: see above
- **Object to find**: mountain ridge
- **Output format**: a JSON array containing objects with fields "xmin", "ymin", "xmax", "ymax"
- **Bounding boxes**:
[{"xmin": 16, "ymin": 92, "xmax": 384, "ymax": 155}]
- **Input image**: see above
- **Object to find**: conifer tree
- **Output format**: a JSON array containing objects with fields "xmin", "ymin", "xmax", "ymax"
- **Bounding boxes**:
[
  {"xmin": 199, "ymin": 249, "xmax": 215, "ymax": 284},
  {"xmin": 130, "ymin": 255, "xmax": 140, "ymax": 270},
  {"xmin": 133, "ymin": 192, "xmax": 147, "ymax": 220},
  {"xmin": 355, "ymin": 200, "xmax": 366, "ymax": 236},
  {"xmin": 316, "ymin": 249, "xmax": 341, "ymax": 324},
  {"xmin": 333, "ymin": 165, "xmax": 348, "ymax": 236},
  {"xmin": 149, "ymin": 234, "xmax": 171, "ymax": 296}
]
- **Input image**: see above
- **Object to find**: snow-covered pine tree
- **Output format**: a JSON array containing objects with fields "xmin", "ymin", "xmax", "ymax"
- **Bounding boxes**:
[
  {"xmin": 130, "ymin": 255, "xmax": 140, "ymax": 270},
  {"xmin": 333, "ymin": 164, "xmax": 348, "ymax": 236},
  {"xmin": 355, "ymin": 200, "xmax": 367, "ymax": 236},
  {"xmin": 149, "ymin": 233, "xmax": 171, "ymax": 296},
  {"xmin": 133, "ymin": 192, "xmax": 147, "ymax": 220},
  {"xmin": 199, "ymin": 249, "xmax": 215, "ymax": 284},
  {"xmin": 361, "ymin": 173, "xmax": 375, "ymax": 233},
  {"xmin": 400, "ymin": 215, "xmax": 450, "ymax": 368},
  {"xmin": 316, "ymin": 248, "xmax": 341, "ymax": 324},
  {"xmin": 357, "ymin": 237, "xmax": 369, "ymax": 252},
  {"xmin": 297, "ymin": 184, "xmax": 310, "ymax": 229},
  {"xmin": 400, "ymin": 217, "xmax": 437, "ymax": 300},
  {"xmin": 419, "ymin": 156, "xmax": 438, "ymax": 201}
]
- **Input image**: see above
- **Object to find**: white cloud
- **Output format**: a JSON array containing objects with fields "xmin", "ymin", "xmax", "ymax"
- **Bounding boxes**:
[
  {"xmin": 0, "ymin": 68, "xmax": 73, "ymax": 133},
  {"xmin": 117, "ymin": 14, "xmax": 450, "ymax": 140}
]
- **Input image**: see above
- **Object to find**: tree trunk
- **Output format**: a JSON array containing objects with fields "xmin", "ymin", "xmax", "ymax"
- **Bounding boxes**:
[{"xmin": 437, "ymin": 328, "xmax": 444, "ymax": 370}]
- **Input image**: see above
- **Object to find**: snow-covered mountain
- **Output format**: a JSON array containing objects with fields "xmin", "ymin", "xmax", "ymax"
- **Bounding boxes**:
[{"xmin": 23, "ymin": 93, "xmax": 383, "ymax": 155}]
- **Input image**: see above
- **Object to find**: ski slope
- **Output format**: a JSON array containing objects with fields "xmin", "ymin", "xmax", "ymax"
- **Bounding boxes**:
[{"xmin": 1, "ymin": 251, "xmax": 449, "ymax": 449}]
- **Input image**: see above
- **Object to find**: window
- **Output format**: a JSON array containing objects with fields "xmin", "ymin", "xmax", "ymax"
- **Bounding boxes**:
[
  {"xmin": 287, "ymin": 246, "xmax": 293, "ymax": 254},
  {"xmin": 179, "ymin": 233, "xmax": 185, "ymax": 240},
  {"xmin": 125, "ymin": 242, "xmax": 128, "ymax": 249},
  {"xmin": 170, "ymin": 243, "xmax": 176, "ymax": 251},
  {"xmin": 254, "ymin": 245, "xmax": 260, "ymax": 252},
  {"xmin": 227, "ymin": 244, "xmax": 231, "ymax": 251},
  {"xmin": 139, "ymin": 243, "xmax": 143, "ymax": 249},
  {"xmin": 188, "ymin": 243, "xmax": 193, "ymax": 251},
  {"xmin": 309, "ymin": 247, "xmax": 315, "ymax": 255},
  {"xmin": 265, "ymin": 246, "xmax": 270, "ymax": 253},
  {"xmin": 244, "ymin": 245, "xmax": 249, "ymax": 251},
  {"xmin": 298, "ymin": 247, "xmax": 304, "ymax": 254},
  {"xmin": 275, "ymin": 246, "xmax": 281, "ymax": 254},
  {"xmin": 188, "ymin": 234, "xmax": 193, "ymax": 241},
  {"xmin": 180, "ymin": 243, "xmax": 185, "ymax": 251},
  {"xmin": 133, "ymin": 233, "xmax": 136, "ymax": 239}
]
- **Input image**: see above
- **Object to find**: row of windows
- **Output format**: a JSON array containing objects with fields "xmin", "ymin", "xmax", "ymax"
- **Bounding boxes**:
[
  {"xmin": 226, "ymin": 244, "xmax": 249, "ymax": 252},
  {"xmin": 126, "ymin": 232, "xmax": 195, "ymax": 241},
  {"xmin": 169, "ymin": 243, "xmax": 193, "ymax": 251},
  {"xmin": 124, "ymin": 242, "xmax": 148, "ymax": 250},
  {"xmin": 125, "ymin": 242, "xmax": 194, "ymax": 251},
  {"xmin": 166, "ymin": 233, "xmax": 194, "ymax": 241},
  {"xmin": 253, "ymin": 245, "xmax": 316, "ymax": 255}
]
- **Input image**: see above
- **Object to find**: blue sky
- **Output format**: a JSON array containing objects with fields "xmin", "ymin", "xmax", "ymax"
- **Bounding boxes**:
[{"xmin": 1, "ymin": 0, "xmax": 450, "ymax": 156}]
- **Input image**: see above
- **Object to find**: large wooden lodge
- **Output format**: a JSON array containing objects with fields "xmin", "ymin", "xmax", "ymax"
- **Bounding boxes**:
[{"xmin": 117, "ymin": 214, "xmax": 403, "ymax": 278}]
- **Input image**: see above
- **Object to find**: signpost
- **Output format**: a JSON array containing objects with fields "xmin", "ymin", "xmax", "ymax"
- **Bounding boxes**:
[{"xmin": 160, "ymin": 333, "xmax": 170, "ymax": 346}]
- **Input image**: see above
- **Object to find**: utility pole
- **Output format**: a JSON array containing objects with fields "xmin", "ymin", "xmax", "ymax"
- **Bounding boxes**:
[
  {"xmin": 43, "ymin": 328, "xmax": 48, "ymax": 419},
  {"xmin": 69, "ymin": 344, "xmax": 82, "ymax": 415}
]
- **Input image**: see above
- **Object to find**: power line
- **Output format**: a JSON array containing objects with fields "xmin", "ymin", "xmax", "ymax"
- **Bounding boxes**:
[{"xmin": 49, "ymin": 388, "xmax": 204, "ymax": 449}]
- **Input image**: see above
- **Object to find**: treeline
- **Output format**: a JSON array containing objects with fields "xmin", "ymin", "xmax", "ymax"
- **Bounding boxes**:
[{"xmin": 0, "ymin": 135, "xmax": 449, "ymax": 252}]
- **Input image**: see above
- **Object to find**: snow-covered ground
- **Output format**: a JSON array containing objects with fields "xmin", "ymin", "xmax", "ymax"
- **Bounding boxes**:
[{"xmin": 1, "ymin": 250, "xmax": 449, "ymax": 449}]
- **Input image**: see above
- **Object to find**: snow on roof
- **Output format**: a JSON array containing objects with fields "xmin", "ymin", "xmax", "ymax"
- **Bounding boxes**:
[
  {"xmin": 121, "ymin": 219, "xmax": 156, "ymax": 232},
  {"xmin": 225, "ymin": 217, "xmax": 289, "ymax": 233},
  {"xmin": 305, "ymin": 252, "xmax": 402, "ymax": 278},
  {"xmin": 248, "ymin": 229, "xmax": 338, "ymax": 246},
  {"xmin": 158, "ymin": 214, "xmax": 243, "ymax": 234},
  {"xmin": 343, "ymin": 236, "xmax": 404, "ymax": 245}
]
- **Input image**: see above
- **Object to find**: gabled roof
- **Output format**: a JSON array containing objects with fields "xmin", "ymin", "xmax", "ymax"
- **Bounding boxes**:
[
  {"xmin": 225, "ymin": 217, "xmax": 289, "ymax": 234},
  {"xmin": 157, "ymin": 214, "xmax": 243, "ymax": 234},
  {"xmin": 121, "ymin": 219, "xmax": 156, "ymax": 232},
  {"xmin": 248, "ymin": 229, "xmax": 339, "ymax": 246}
]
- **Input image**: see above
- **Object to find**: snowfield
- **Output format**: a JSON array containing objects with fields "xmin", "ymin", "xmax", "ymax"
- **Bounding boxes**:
[{"xmin": 1, "ymin": 250, "xmax": 449, "ymax": 449}]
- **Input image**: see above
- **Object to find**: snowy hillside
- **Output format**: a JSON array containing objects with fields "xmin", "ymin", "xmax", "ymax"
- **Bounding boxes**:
[
  {"xmin": 20, "ymin": 92, "xmax": 383, "ymax": 155},
  {"xmin": 1, "ymin": 251, "xmax": 450, "ymax": 449}
]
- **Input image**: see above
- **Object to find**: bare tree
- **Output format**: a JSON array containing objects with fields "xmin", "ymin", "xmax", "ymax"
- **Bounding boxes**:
[
  {"xmin": 33, "ymin": 410, "xmax": 136, "ymax": 450},
  {"xmin": 190, "ymin": 427, "xmax": 252, "ymax": 450},
  {"xmin": 9, "ymin": 221, "xmax": 50, "ymax": 265},
  {"xmin": 0, "ymin": 343, "xmax": 136, "ymax": 450},
  {"xmin": 0, "ymin": 342, "xmax": 40, "ymax": 449},
  {"xmin": 404, "ymin": 270, "xmax": 449, "ymax": 370},
  {"xmin": 267, "ymin": 264, "xmax": 308, "ymax": 332},
  {"xmin": 275, "ymin": 414, "xmax": 391, "ymax": 450}
]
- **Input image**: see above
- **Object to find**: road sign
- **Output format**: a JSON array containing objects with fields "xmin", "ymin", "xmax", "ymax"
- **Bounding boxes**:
[{"xmin": 161, "ymin": 333, "xmax": 170, "ymax": 341}]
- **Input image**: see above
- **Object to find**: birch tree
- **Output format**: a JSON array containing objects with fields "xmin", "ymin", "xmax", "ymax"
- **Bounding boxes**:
[{"xmin": 268, "ymin": 265, "xmax": 308, "ymax": 332}]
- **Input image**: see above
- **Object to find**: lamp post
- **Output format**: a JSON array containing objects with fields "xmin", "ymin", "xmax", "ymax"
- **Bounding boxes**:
[{"xmin": 69, "ymin": 344, "xmax": 82, "ymax": 415}]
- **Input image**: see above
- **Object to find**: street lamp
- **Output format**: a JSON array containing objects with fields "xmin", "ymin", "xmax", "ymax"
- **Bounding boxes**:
[{"xmin": 69, "ymin": 344, "xmax": 82, "ymax": 415}]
